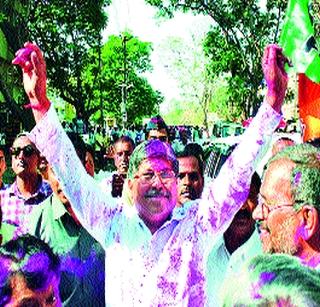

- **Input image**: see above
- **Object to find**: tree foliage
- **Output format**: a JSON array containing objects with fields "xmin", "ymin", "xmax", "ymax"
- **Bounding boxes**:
[
  {"xmin": 84, "ymin": 32, "xmax": 162, "ymax": 125},
  {"xmin": 146, "ymin": 0, "xmax": 288, "ymax": 119},
  {"xmin": 157, "ymin": 35, "xmax": 217, "ymax": 130},
  {"xmin": 0, "ymin": 0, "xmax": 110, "ymax": 128},
  {"xmin": 0, "ymin": 0, "xmax": 161, "ymax": 130}
]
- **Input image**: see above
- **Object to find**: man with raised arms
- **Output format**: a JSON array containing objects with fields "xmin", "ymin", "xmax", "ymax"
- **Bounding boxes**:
[{"xmin": 13, "ymin": 42, "xmax": 287, "ymax": 306}]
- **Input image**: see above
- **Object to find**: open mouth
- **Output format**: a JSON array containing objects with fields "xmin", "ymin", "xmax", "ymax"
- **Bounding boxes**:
[{"xmin": 181, "ymin": 189, "xmax": 192, "ymax": 196}]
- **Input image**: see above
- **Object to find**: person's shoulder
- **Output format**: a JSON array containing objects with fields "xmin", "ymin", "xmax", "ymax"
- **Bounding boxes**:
[{"xmin": 0, "ymin": 182, "xmax": 15, "ymax": 198}]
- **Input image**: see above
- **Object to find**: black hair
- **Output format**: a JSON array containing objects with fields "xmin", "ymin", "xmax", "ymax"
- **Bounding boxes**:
[
  {"xmin": 0, "ymin": 235, "xmax": 60, "ymax": 305},
  {"xmin": 177, "ymin": 143, "xmax": 205, "ymax": 177}
]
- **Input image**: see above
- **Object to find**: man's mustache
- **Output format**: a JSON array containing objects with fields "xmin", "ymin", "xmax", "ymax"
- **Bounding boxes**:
[{"xmin": 145, "ymin": 189, "xmax": 171, "ymax": 198}]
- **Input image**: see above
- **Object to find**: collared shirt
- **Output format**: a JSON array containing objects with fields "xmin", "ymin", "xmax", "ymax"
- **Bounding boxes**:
[
  {"xmin": 0, "ymin": 177, "xmax": 52, "ymax": 238},
  {"xmin": 29, "ymin": 102, "xmax": 280, "ymax": 306},
  {"xmin": 206, "ymin": 230, "xmax": 262, "ymax": 306},
  {"xmin": 28, "ymin": 194, "xmax": 105, "ymax": 306}
]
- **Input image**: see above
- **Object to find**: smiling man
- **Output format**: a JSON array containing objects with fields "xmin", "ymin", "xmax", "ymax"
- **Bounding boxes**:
[
  {"xmin": 253, "ymin": 144, "xmax": 320, "ymax": 268},
  {"xmin": 14, "ymin": 42, "xmax": 287, "ymax": 305}
]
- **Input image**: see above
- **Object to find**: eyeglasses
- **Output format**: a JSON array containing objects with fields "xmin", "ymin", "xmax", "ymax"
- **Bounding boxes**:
[
  {"xmin": 257, "ymin": 193, "xmax": 302, "ymax": 218},
  {"xmin": 136, "ymin": 169, "xmax": 176, "ymax": 183},
  {"xmin": 10, "ymin": 145, "xmax": 36, "ymax": 157}
]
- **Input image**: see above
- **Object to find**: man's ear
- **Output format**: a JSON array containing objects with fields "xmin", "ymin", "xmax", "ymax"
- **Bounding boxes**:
[
  {"xmin": 127, "ymin": 178, "xmax": 133, "ymax": 191},
  {"xmin": 300, "ymin": 205, "xmax": 319, "ymax": 240}
]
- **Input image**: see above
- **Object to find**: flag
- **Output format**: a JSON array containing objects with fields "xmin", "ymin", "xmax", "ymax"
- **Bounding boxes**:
[
  {"xmin": 280, "ymin": 0, "xmax": 320, "ymax": 83},
  {"xmin": 298, "ymin": 73, "xmax": 320, "ymax": 142}
]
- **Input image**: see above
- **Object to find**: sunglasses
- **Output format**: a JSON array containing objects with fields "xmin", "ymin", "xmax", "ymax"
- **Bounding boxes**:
[{"xmin": 10, "ymin": 145, "xmax": 36, "ymax": 157}]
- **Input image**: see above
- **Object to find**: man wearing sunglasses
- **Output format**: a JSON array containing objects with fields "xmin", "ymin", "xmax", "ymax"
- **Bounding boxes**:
[
  {"xmin": 0, "ymin": 133, "xmax": 52, "ymax": 241},
  {"xmin": 253, "ymin": 144, "xmax": 320, "ymax": 268},
  {"xmin": 14, "ymin": 42, "xmax": 286, "ymax": 305}
]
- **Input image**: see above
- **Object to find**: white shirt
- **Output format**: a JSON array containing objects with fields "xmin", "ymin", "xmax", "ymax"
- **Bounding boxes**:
[
  {"xmin": 206, "ymin": 230, "xmax": 262, "ymax": 306},
  {"xmin": 29, "ymin": 102, "xmax": 280, "ymax": 306}
]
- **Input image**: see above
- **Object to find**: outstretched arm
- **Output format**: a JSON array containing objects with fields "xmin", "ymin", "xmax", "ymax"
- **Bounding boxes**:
[
  {"xmin": 12, "ymin": 42, "xmax": 50, "ymax": 122},
  {"xmin": 262, "ymin": 44, "xmax": 288, "ymax": 113},
  {"xmin": 201, "ymin": 44, "xmax": 288, "ymax": 238},
  {"xmin": 13, "ymin": 43, "xmax": 117, "ymax": 245}
]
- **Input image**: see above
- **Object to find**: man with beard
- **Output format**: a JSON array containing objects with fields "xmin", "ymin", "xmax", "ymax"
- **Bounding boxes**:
[
  {"xmin": 13, "ymin": 42, "xmax": 286, "ymax": 305},
  {"xmin": 99, "ymin": 136, "xmax": 135, "ymax": 197},
  {"xmin": 253, "ymin": 143, "xmax": 320, "ymax": 268},
  {"xmin": 0, "ymin": 133, "xmax": 52, "ymax": 240}
]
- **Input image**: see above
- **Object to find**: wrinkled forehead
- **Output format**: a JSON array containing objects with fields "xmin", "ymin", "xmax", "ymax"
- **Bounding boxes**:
[{"xmin": 128, "ymin": 139, "xmax": 178, "ymax": 178}]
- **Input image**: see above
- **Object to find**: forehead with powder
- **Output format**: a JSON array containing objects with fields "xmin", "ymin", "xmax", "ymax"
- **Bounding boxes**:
[
  {"xmin": 266, "ymin": 144, "xmax": 320, "ymax": 209},
  {"xmin": 127, "ymin": 140, "xmax": 178, "ymax": 179}
]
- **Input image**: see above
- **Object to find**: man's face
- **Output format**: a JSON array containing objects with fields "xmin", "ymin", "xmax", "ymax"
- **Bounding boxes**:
[
  {"xmin": 11, "ymin": 136, "xmax": 39, "ymax": 177},
  {"xmin": 129, "ymin": 157, "xmax": 177, "ymax": 231},
  {"xmin": 114, "ymin": 141, "xmax": 134, "ymax": 175},
  {"xmin": 253, "ymin": 159, "xmax": 302, "ymax": 255},
  {"xmin": 0, "ymin": 149, "xmax": 6, "ymax": 179},
  {"xmin": 177, "ymin": 156, "xmax": 204, "ymax": 206},
  {"xmin": 226, "ymin": 181, "xmax": 259, "ymax": 239},
  {"xmin": 8, "ymin": 273, "xmax": 61, "ymax": 307},
  {"xmin": 147, "ymin": 129, "xmax": 168, "ymax": 143}
]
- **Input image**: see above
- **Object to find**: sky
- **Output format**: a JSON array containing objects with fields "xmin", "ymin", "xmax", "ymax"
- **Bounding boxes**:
[{"xmin": 102, "ymin": 0, "xmax": 212, "ymax": 113}]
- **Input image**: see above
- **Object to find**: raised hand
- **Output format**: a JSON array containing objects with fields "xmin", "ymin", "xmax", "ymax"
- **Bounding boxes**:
[
  {"xmin": 12, "ymin": 42, "xmax": 50, "ymax": 122},
  {"xmin": 262, "ymin": 44, "xmax": 289, "ymax": 113}
]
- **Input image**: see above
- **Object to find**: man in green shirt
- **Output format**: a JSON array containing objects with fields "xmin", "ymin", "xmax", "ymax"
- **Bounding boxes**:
[{"xmin": 27, "ymin": 133, "xmax": 105, "ymax": 306}]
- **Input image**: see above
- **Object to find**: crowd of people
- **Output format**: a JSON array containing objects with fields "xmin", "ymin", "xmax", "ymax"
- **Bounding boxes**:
[{"xmin": 0, "ymin": 42, "xmax": 319, "ymax": 306}]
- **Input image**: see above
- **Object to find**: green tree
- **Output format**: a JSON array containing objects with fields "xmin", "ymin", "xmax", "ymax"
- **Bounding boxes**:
[
  {"xmin": 0, "ymin": 0, "xmax": 110, "ymax": 129},
  {"xmin": 28, "ymin": 0, "xmax": 110, "ymax": 121},
  {"xmin": 157, "ymin": 35, "xmax": 217, "ymax": 131},
  {"xmin": 146, "ymin": 0, "xmax": 288, "ymax": 118},
  {"xmin": 0, "ymin": 0, "xmax": 34, "ymax": 130},
  {"xmin": 84, "ymin": 32, "xmax": 163, "ymax": 126}
]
